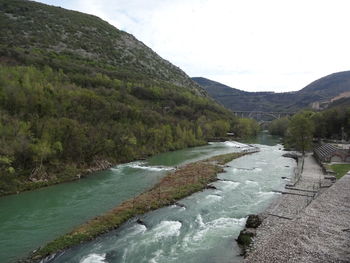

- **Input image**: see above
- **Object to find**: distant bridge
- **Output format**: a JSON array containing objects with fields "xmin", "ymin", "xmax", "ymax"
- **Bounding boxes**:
[{"xmin": 233, "ymin": 111, "xmax": 295, "ymax": 122}]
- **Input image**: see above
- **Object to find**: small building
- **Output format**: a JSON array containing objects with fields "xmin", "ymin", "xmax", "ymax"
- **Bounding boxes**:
[{"xmin": 314, "ymin": 144, "xmax": 350, "ymax": 163}]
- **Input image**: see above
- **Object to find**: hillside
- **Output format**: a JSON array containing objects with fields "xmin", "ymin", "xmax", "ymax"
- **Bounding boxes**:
[
  {"xmin": 193, "ymin": 72, "xmax": 350, "ymax": 112},
  {"xmin": 0, "ymin": 0, "xmax": 205, "ymax": 95},
  {"xmin": 0, "ymin": 0, "xmax": 245, "ymax": 195},
  {"xmin": 191, "ymin": 77, "xmax": 245, "ymax": 97}
]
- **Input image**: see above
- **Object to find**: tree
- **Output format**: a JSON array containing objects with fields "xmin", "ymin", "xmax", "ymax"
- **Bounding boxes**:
[
  {"xmin": 234, "ymin": 118, "xmax": 260, "ymax": 138},
  {"xmin": 268, "ymin": 117, "xmax": 290, "ymax": 137},
  {"xmin": 286, "ymin": 112, "xmax": 314, "ymax": 154},
  {"xmin": 31, "ymin": 139, "xmax": 52, "ymax": 169}
]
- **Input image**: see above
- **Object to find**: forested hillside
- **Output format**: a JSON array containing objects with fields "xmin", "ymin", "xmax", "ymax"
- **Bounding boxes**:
[
  {"xmin": 193, "ymin": 74, "xmax": 350, "ymax": 112},
  {"xmin": 0, "ymin": 0, "xmax": 257, "ymax": 195}
]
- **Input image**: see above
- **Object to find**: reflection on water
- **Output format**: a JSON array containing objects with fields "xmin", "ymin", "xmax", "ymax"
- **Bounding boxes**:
[{"xmin": 241, "ymin": 130, "xmax": 281, "ymax": 146}]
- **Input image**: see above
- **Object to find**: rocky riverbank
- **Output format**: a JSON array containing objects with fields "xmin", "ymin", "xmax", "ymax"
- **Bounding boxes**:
[{"xmin": 243, "ymin": 154, "xmax": 350, "ymax": 262}]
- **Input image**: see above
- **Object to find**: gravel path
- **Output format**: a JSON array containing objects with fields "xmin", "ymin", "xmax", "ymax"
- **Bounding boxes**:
[{"xmin": 244, "ymin": 154, "xmax": 350, "ymax": 262}]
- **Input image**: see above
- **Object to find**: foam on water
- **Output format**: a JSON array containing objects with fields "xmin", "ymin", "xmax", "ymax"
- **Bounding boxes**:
[
  {"xmin": 192, "ymin": 217, "xmax": 246, "ymax": 242},
  {"xmin": 149, "ymin": 249, "xmax": 163, "ymax": 263},
  {"xmin": 245, "ymin": 180, "xmax": 259, "ymax": 186},
  {"xmin": 153, "ymin": 221, "xmax": 182, "ymax": 239},
  {"xmin": 80, "ymin": 253, "xmax": 106, "ymax": 263},
  {"xmin": 223, "ymin": 141, "xmax": 249, "ymax": 148},
  {"xmin": 231, "ymin": 167, "xmax": 262, "ymax": 173},
  {"xmin": 109, "ymin": 167, "xmax": 121, "ymax": 172},
  {"xmin": 129, "ymin": 224, "xmax": 147, "ymax": 236},
  {"xmin": 111, "ymin": 161, "xmax": 173, "ymax": 172},
  {"xmin": 43, "ymin": 139, "xmax": 296, "ymax": 263},
  {"xmin": 214, "ymin": 181, "xmax": 240, "ymax": 191},
  {"xmin": 205, "ymin": 194, "xmax": 222, "ymax": 202},
  {"xmin": 128, "ymin": 162, "xmax": 173, "ymax": 171},
  {"xmin": 195, "ymin": 214, "xmax": 205, "ymax": 228}
]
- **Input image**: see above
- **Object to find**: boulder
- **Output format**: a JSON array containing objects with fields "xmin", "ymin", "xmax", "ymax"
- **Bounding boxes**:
[
  {"xmin": 236, "ymin": 228, "xmax": 256, "ymax": 255},
  {"xmin": 245, "ymin": 214, "xmax": 262, "ymax": 228},
  {"xmin": 206, "ymin": 184, "xmax": 217, "ymax": 190}
]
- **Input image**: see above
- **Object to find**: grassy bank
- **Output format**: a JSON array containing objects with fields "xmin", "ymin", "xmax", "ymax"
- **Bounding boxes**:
[
  {"xmin": 27, "ymin": 151, "xmax": 255, "ymax": 261},
  {"xmin": 328, "ymin": 164, "xmax": 350, "ymax": 179}
]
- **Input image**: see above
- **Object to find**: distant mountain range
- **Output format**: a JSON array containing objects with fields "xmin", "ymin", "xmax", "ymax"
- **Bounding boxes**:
[{"xmin": 193, "ymin": 71, "xmax": 350, "ymax": 112}]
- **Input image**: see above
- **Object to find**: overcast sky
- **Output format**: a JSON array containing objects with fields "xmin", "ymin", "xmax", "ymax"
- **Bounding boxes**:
[{"xmin": 38, "ymin": 0, "xmax": 350, "ymax": 92}]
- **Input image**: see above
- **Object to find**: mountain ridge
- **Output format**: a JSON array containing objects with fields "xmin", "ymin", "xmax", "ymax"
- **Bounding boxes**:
[
  {"xmin": 0, "ymin": 0, "xmax": 206, "ymax": 96},
  {"xmin": 193, "ymin": 72, "xmax": 350, "ymax": 112}
]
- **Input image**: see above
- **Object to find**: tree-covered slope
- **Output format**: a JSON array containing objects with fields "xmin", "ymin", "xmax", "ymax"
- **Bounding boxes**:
[
  {"xmin": 0, "ymin": 0, "xmax": 249, "ymax": 195},
  {"xmin": 193, "ymin": 73, "xmax": 350, "ymax": 112},
  {"xmin": 0, "ymin": 0, "xmax": 205, "ymax": 95}
]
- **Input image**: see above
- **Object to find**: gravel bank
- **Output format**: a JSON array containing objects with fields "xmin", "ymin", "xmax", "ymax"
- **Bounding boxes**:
[{"xmin": 245, "ymin": 154, "xmax": 350, "ymax": 262}]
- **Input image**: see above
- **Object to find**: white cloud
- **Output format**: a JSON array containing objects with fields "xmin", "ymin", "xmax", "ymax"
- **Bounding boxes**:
[{"xmin": 39, "ymin": 0, "xmax": 350, "ymax": 92}]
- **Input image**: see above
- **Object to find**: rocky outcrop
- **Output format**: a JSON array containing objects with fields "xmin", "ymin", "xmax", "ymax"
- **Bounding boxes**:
[
  {"xmin": 237, "ymin": 214, "xmax": 263, "ymax": 255},
  {"xmin": 245, "ymin": 214, "xmax": 262, "ymax": 228}
]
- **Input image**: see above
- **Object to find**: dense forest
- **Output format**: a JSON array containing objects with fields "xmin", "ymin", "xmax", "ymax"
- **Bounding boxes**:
[
  {"xmin": 269, "ymin": 106, "xmax": 350, "ymax": 152},
  {"xmin": 0, "ymin": 1, "xmax": 260, "ymax": 195},
  {"xmin": 0, "ymin": 62, "xmax": 256, "ymax": 195}
]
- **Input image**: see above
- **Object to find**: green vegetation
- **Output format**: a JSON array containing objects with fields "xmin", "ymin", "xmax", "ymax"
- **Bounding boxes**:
[
  {"xmin": 269, "ymin": 106, "xmax": 350, "ymax": 152},
  {"xmin": 311, "ymin": 107, "xmax": 350, "ymax": 140},
  {"xmin": 206, "ymin": 152, "xmax": 255, "ymax": 165},
  {"xmin": 234, "ymin": 118, "xmax": 260, "ymax": 138},
  {"xmin": 284, "ymin": 111, "xmax": 315, "ymax": 154},
  {"xmin": 268, "ymin": 117, "xmax": 290, "ymax": 137},
  {"xmin": 29, "ymin": 151, "xmax": 253, "ymax": 261},
  {"xmin": 0, "ymin": 64, "xmax": 239, "ymax": 195},
  {"xmin": 0, "ymin": 1, "xmax": 261, "ymax": 195},
  {"xmin": 0, "ymin": 0, "xmax": 200, "ymax": 91},
  {"xmin": 328, "ymin": 164, "xmax": 350, "ymax": 179}
]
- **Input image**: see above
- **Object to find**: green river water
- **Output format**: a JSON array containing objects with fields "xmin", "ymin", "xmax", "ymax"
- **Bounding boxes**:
[{"xmin": 0, "ymin": 133, "xmax": 295, "ymax": 263}]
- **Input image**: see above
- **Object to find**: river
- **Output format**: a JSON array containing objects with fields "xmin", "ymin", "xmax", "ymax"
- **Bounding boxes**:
[{"xmin": 0, "ymin": 133, "xmax": 295, "ymax": 263}]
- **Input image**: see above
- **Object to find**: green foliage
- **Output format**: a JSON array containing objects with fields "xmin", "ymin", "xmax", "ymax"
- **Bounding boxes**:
[
  {"xmin": 311, "ymin": 107, "xmax": 350, "ymax": 140},
  {"xmin": 285, "ymin": 111, "xmax": 315, "ymax": 154},
  {"xmin": 0, "ymin": 64, "xmax": 239, "ymax": 194},
  {"xmin": 268, "ymin": 117, "xmax": 290, "ymax": 137},
  {"xmin": 0, "ymin": 0, "xmax": 247, "ymax": 194},
  {"xmin": 234, "ymin": 118, "xmax": 260, "ymax": 138},
  {"xmin": 0, "ymin": 0, "xmax": 205, "ymax": 94},
  {"xmin": 328, "ymin": 164, "xmax": 350, "ymax": 179}
]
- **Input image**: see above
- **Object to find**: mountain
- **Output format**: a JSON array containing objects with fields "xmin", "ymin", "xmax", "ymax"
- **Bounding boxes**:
[
  {"xmin": 0, "ymin": 0, "xmax": 239, "ymax": 195},
  {"xmin": 0, "ymin": 0, "xmax": 207, "ymax": 96},
  {"xmin": 192, "ymin": 77, "xmax": 299, "ymax": 112},
  {"xmin": 193, "ymin": 72, "xmax": 350, "ymax": 112},
  {"xmin": 191, "ymin": 77, "xmax": 246, "ymax": 97}
]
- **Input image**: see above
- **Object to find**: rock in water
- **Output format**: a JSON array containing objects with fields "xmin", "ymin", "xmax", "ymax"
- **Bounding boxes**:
[
  {"xmin": 237, "ymin": 228, "xmax": 256, "ymax": 256},
  {"xmin": 245, "ymin": 214, "xmax": 262, "ymax": 228}
]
